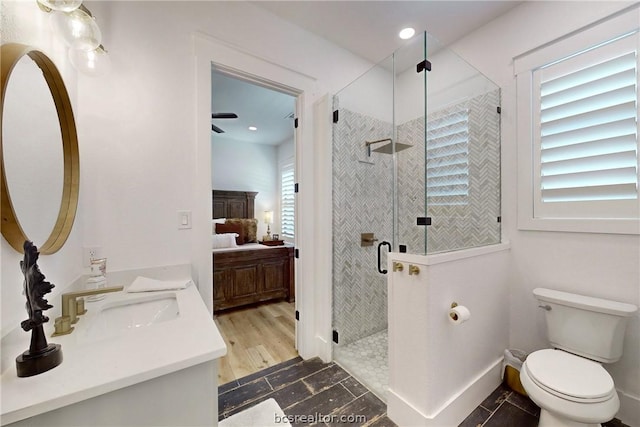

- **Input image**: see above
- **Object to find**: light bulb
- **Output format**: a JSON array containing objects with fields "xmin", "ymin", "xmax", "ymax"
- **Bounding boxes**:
[
  {"xmin": 50, "ymin": 8, "xmax": 101, "ymax": 51},
  {"xmin": 37, "ymin": 0, "xmax": 82, "ymax": 12},
  {"xmin": 69, "ymin": 45, "xmax": 111, "ymax": 77}
]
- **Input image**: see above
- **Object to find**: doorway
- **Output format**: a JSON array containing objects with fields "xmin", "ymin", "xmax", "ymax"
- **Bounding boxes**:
[{"xmin": 210, "ymin": 69, "xmax": 298, "ymax": 384}]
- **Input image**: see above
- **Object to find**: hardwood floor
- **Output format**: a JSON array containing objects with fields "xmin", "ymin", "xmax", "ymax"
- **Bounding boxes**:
[{"xmin": 215, "ymin": 300, "xmax": 298, "ymax": 384}]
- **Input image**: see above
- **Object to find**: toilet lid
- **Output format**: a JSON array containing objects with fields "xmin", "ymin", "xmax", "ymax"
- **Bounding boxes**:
[{"xmin": 525, "ymin": 349, "xmax": 614, "ymax": 402}]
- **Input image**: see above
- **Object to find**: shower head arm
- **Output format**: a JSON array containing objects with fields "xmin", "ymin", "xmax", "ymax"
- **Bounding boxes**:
[
  {"xmin": 365, "ymin": 138, "xmax": 392, "ymax": 147},
  {"xmin": 365, "ymin": 138, "xmax": 393, "ymax": 157}
]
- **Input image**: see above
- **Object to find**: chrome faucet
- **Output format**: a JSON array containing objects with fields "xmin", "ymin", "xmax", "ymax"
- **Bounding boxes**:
[{"xmin": 52, "ymin": 286, "xmax": 124, "ymax": 337}]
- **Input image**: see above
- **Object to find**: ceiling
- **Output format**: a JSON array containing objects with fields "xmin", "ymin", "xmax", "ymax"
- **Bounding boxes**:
[
  {"xmin": 253, "ymin": 1, "xmax": 523, "ymax": 65},
  {"xmin": 211, "ymin": 71, "xmax": 296, "ymax": 146},
  {"xmin": 212, "ymin": 1, "xmax": 522, "ymax": 146}
]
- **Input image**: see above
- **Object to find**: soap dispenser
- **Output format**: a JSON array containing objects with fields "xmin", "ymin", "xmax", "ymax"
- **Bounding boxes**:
[{"xmin": 85, "ymin": 263, "xmax": 107, "ymax": 301}]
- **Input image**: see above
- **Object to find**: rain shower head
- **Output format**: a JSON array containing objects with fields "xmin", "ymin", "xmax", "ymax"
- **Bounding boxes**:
[
  {"xmin": 372, "ymin": 142, "xmax": 413, "ymax": 154},
  {"xmin": 365, "ymin": 138, "xmax": 413, "ymax": 155}
]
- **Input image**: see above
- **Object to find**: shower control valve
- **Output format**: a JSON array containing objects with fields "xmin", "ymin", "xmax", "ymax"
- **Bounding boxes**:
[
  {"xmin": 408, "ymin": 265, "xmax": 420, "ymax": 276},
  {"xmin": 392, "ymin": 262, "xmax": 404, "ymax": 272}
]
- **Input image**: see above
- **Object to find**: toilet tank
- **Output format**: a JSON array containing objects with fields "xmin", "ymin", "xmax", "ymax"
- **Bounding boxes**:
[{"xmin": 534, "ymin": 288, "xmax": 638, "ymax": 363}]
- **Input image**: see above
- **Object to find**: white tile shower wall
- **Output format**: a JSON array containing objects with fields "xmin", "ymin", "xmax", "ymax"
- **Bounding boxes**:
[
  {"xmin": 332, "ymin": 108, "xmax": 393, "ymax": 347},
  {"xmin": 397, "ymin": 89, "xmax": 501, "ymax": 253}
]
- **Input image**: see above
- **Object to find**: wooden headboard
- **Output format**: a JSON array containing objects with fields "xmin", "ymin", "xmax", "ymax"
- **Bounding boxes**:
[{"xmin": 212, "ymin": 190, "xmax": 257, "ymax": 219}]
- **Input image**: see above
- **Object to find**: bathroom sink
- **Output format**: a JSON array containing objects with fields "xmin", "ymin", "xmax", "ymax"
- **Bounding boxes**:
[{"xmin": 80, "ymin": 293, "xmax": 179, "ymax": 341}]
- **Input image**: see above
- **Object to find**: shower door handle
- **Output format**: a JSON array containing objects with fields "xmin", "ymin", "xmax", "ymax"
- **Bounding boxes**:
[{"xmin": 377, "ymin": 241, "xmax": 391, "ymax": 274}]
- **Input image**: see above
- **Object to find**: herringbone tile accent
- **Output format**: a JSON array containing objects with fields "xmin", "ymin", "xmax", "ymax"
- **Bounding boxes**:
[{"xmin": 332, "ymin": 108, "xmax": 393, "ymax": 347}]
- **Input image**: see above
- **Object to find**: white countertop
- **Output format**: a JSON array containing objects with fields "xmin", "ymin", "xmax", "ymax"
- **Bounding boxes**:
[{"xmin": 1, "ymin": 276, "xmax": 226, "ymax": 425}]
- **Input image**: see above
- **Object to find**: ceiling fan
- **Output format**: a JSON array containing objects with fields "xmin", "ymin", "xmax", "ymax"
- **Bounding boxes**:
[{"xmin": 211, "ymin": 113, "xmax": 238, "ymax": 133}]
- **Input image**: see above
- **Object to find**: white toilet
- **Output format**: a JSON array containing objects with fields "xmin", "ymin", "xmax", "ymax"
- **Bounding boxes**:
[{"xmin": 520, "ymin": 288, "xmax": 637, "ymax": 427}]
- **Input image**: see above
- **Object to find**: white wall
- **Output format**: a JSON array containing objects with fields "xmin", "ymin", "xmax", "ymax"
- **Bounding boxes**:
[
  {"xmin": 388, "ymin": 246, "xmax": 510, "ymax": 426},
  {"xmin": 449, "ymin": 1, "xmax": 640, "ymax": 424},
  {"xmin": 0, "ymin": 1, "xmax": 84, "ymax": 338},
  {"xmin": 211, "ymin": 138, "xmax": 278, "ymax": 238}
]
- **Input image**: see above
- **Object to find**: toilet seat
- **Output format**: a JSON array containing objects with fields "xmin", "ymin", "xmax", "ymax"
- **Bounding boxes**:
[{"xmin": 525, "ymin": 349, "xmax": 615, "ymax": 403}]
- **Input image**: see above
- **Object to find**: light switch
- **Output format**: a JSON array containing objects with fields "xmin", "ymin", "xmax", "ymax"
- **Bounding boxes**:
[{"xmin": 177, "ymin": 210, "xmax": 192, "ymax": 229}]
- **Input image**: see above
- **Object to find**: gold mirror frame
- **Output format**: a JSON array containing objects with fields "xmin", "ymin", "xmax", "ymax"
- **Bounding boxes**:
[{"xmin": 1, "ymin": 43, "xmax": 80, "ymax": 255}]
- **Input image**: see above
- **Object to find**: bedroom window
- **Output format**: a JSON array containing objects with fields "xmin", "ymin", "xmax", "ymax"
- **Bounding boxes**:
[
  {"xmin": 426, "ymin": 107, "xmax": 470, "ymax": 206},
  {"xmin": 281, "ymin": 163, "xmax": 295, "ymax": 240},
  {"xmin": 515, "ymin": 6, "xmax": 639, "ymax": 234}
]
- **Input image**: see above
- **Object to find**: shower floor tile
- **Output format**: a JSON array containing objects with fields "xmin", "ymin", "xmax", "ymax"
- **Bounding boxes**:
[{"xmin": 334, "ymin": 330, "xmax": 388, "ymax": 402}]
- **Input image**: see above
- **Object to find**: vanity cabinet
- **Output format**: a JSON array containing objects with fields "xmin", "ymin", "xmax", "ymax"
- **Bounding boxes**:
[{"xmin": 4, "ymin": 361, "xmax": 216, "ymax": 427}]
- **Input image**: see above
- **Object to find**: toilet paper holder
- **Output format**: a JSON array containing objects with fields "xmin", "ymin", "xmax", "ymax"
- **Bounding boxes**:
[
  {"xmin": 449, "ymin": 302, "xmax": 472, "ymax": 324},
  {"xmin": 450, "ymin": 302, "xmax": 459, "ymax": 321}
]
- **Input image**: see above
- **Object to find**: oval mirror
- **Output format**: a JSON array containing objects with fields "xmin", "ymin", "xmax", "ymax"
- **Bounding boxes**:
[{"xmin": 1, "ymin": 44, "xmax": 80, "ymax": 255}]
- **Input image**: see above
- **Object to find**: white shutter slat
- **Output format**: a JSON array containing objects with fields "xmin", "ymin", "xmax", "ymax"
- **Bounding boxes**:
[
  {"xmin": 426, "ymin": 107, "xmax": 470, "ymax": 204},
  {"xmin": 541, "ymin": 84, "xmax": 635, "ymax": 123},
  {"xmin": 541, "ymin": 101, "xmax": 636, "ymax": 136},
  {"xmin": 425, "ymin": 132, "xmax": 468, "ymax": 149},
  {"xmin": 427, "ymin": 165, "xmax": 468, "ymax": 178},
  {"xmin": 542, "ymin": 69, "xmax": 636, "ymax": 110},
  {"xmin": 541, "ymin": 134, "xmax": 637, "ymax": 162},
  {"xmin": 542, "ymin": 52, "xmax": 636, "ymax": 95},
  {"xmin": 541, "ymin": 150, "xmax": 638, "ymax": 176},
  {"xmin": 540, "ymin": 117, "xmax": 636, "ymax": 150},
  {"xmin": 541, "ymin": 166, "xmax": 637, "ymax": 190},
  {"xmin": 542, "ymin": 183, "xmax": 638, "ymax": 202}
]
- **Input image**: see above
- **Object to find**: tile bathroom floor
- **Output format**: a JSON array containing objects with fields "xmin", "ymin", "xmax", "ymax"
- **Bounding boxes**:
[
  {"xmin": 218, "ymin": 356, "xmax": 630, "ymax": 427},
  {"xmin": 333, "ymin": 330, "xmax": 388, "ymax": 401}
]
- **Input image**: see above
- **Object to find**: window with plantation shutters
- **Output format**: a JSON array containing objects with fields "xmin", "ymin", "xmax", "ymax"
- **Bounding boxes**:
[
  {"xmin": 515, "ymin": 9, "xmax": 640, "ymax": 234},
  {"xmin": 533, "ymin": 34, "xmax": 638, "ymax": 218},
  {"xmin": 426, "ymin": 107, "xmax": 470, "ymax": 205},
  {"xmin": 280, "ymin": 163, "xmax": 295, "ymax": 240}
]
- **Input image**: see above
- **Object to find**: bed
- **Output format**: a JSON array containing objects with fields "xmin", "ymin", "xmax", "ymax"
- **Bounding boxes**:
[{"xmin": 212, "ymin": 190, "xmax": 294, "ymax": 312}]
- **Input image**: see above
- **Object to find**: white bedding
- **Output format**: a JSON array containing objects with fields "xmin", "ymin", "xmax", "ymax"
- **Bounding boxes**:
[{"xmin": 211, "ymin": 242, "xmax": 292, "ymax": 253}]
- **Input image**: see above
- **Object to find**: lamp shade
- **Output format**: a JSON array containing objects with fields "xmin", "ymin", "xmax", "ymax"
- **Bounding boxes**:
[
  {"xmin": 50, "ymin": 8, "xmax": 101, "ymax": 51},
  {"xmin": 264, "ymin": 210, "xmax": 274, "ymax": 224}
]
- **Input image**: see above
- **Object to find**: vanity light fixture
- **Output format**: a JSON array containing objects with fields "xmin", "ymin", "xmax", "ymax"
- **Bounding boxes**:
[
  {"xmin": 399, "ymin": 27, "xmax": 416, "ymax": 40},
  {"xmin": 36, "ymin": 0, "xmax": 82, "ymax": 13},
  {"xmin": 248, "ymin": 126, "xmax": 258, "ymax": 131},
  {"xmin": 36, "ymin": 1, "xmax": 111, "ymax": 77}
]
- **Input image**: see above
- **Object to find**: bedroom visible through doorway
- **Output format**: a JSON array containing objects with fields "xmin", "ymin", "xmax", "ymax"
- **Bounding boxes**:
[{"xmin": 210, "ymin": 70, "xmax": 298, "ymax": 384}]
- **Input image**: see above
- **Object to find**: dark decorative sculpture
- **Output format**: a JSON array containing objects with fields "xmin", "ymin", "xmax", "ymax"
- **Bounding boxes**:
[{"xmin": 15, "ymin": 241, "xmax": 62, "ymax": 377}]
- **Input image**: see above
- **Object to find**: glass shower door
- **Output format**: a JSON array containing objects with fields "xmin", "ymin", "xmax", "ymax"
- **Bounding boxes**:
[
  {"xmin": 332, "ymin": 54, "xmax": 394, "ymax": 400},
  {"xmin": 331, "ymin": 33, "xmax": 428, "ymax": 401}
]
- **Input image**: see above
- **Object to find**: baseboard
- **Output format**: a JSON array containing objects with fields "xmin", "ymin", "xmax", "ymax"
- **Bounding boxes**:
[
  {"xmin": 388, "ymin": 358, "xmax": 502, "ymax": 426},
  {"xmin": 617, "ymin": 389, "xmax": 640, "ymax": 427}
]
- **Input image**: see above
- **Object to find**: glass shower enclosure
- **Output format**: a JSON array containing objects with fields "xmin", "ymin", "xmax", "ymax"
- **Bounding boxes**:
[{"xmin": 331, "ymin": 32, "xmax": 501, "ymax": 400}]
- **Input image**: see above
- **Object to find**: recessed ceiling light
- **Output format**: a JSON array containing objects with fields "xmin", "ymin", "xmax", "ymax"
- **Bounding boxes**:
[
  {"xmin": 399, "ymin": 27, "xmax": 415, "ymax": 40},
  {"xmin": 248, "ymin": 126, "xmax": 257, "ymax": 131}
]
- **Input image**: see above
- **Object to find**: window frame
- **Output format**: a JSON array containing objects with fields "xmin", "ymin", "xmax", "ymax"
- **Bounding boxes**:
[{"xmin": 514, "ymin": 5, "xmax": 640, "ymax": 235}]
